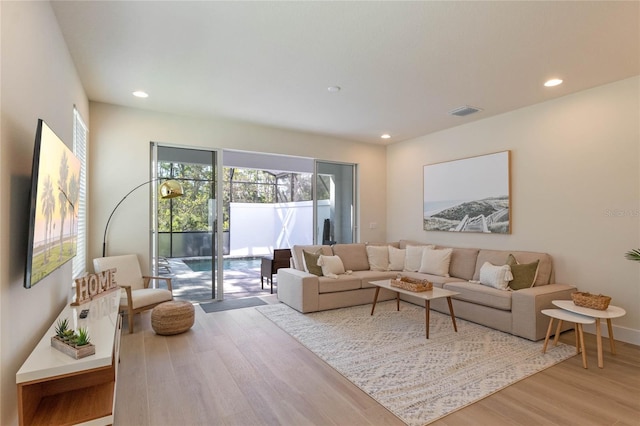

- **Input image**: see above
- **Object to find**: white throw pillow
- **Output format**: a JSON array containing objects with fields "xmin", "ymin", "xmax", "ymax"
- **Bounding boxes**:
[
  {"xmin": 388, "ymin": 246, "xmax": 406, "ymax": 271},
  {"xmin": 418, "ymin": 248, "xmax": 453, "ymax": 277},
  {"xmin": 317, "ymin": 255, "xmax": 346, "ymax": 276},
  {"xmin": 366, "ymin": 245, "xmax": 389, "ymax": 271},
  {"xmin": 479, "ymin": 261, "xmax": 513, "ymax": 290},
  {"xmin": 403, "ymin": 245, "xmax": 434, "ymax": 272}
]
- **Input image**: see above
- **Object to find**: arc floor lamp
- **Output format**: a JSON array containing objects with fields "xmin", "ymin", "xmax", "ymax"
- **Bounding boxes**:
[{"xmin": 102, "ymin": 179, "xmax": 184, "ymax": 257}]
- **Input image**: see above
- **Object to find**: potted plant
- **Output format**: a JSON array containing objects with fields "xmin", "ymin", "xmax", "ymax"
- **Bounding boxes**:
[
  {"xmin": 625, "ymin": 249, "xmax": 640, "ymax": 262},
  {"xmin": 54, "ymin": 318, "xmax": 69, "ymax": 339},
  {"xmin": 75, "ymin": 327, "xmax": 91, "ymax": 347}
]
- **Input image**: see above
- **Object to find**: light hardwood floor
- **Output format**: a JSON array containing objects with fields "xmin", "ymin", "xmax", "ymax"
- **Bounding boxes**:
[{"xmin": 115, "ymin": 298, "xmax": 640, "ymax": 425}]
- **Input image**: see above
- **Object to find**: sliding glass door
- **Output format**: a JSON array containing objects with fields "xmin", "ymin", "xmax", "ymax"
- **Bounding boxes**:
[
  {"xmin": 314, "ymin": 161, "xmax": 357, "ymax": 245},
  {"xmin": 151, "ymin": 144, "xmax": 224, "ymax": 300}
]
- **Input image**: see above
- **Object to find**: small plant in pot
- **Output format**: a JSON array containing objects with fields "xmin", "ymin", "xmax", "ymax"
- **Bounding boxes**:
[
  {"xmin": 625, "ymin": 249, "xmax": 640, "ymax": 263},
  {"xmin": 75, "ymin": 327, "xmax": 91, "ymax": 347},
  {"xmin": 55, "ymin": 318, "xmax": 69, "ymax": 339}
]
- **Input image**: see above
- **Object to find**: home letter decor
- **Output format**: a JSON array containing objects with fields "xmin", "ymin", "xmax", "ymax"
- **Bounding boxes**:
[{"xmin": 71, "ymin": 268, "xmax": 118, "ymax": 305}]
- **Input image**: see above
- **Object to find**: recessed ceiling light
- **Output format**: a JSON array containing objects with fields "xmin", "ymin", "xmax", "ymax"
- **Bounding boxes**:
[
  {"xmin": 132, "ymin": 90, "xmax": 149, "ymax": 98},
  {"xmin": 327, "ymin": 86, "xmax": 341, "ymax": 93},
  {"xmin": 544, "ymin": 79, "xmax": 563, "ymax": 87},
  {"xmin": 381, "ymin": 134, "xmax": 391, "ymax": 139}
]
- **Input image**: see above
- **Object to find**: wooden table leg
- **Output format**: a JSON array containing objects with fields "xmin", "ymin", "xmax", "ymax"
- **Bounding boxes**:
[
  {"xmin": 370, "ymin": 287, "xmax": 381, "ymax": 316},
  {"xmin": 578, "ymin": 323, "xmax": 588, "ymax": 369},
  {"xmin": 270, "ymin": 274, "xmax": 274, "ymax": 294},
  {"xmin": 396, "ymin": 292, "xmax": 400, "ymax": 311},
  {"xmin": 542, "ymin": 317, "xmax": 554, "ymax": 354},
  {"xmin": 446, "ymin": 297, "xmax": 458, "ymax": 332},
  {"xmin": 607, "ymin": 319, "xmax": 616, "ymax": 355},
  {"xmin": 596, "ymin": 319, "xmax": 604, "ymax": 368},
  {"xmin": 552, "ymin": 320, "xmax": 563, "ymax": 347},
  {"xmin": 425, "ymin": 300, "xmax": 430, "ymax": 339}
]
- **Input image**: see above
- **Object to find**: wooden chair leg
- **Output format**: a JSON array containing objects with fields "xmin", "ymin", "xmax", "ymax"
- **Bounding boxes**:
[{"xmin": 128, "ymin": 310, "xmax": 134, "ymax": 334}]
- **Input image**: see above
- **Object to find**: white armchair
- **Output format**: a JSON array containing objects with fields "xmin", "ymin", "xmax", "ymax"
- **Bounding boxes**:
[{"xmin": 93, "ymin": 254, "xmax": 173, "ymax": 333}]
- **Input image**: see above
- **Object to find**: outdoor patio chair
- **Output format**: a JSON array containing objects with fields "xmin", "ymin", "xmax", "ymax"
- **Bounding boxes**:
[{"xmin": 93, "ymin": 254, "xmax": 173, "ymax": 333}]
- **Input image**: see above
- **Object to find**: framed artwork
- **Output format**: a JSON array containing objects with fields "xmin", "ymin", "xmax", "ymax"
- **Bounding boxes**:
[{"xmin": 423, "ymin": 151, "xmax": 510, "ymax": 233}]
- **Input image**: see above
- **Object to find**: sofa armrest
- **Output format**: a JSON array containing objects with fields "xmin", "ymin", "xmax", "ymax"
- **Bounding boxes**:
[
  {"xmin": 276, "ymin": 268, "xmax": 320, "ymax": 313},
  {"xmin": 511, "ymin": 283, "xmax": 577, "ymax": 340}
]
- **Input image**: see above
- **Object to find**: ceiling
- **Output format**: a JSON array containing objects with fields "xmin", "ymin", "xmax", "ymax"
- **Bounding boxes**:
[{"xmin": 51, "ymin": 1, "xmax": 639, "ymax": 145}]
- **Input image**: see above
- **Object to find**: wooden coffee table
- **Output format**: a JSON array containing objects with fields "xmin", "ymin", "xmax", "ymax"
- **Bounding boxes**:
[{"xmin": 369, "ymin": 279, "xmax": 460, "ymax": 339}]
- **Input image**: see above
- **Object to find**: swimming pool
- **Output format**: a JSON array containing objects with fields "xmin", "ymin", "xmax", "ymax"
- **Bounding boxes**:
[{"xmin": 183, "ymin": 257, "xmax": 261, "ymax": 272}]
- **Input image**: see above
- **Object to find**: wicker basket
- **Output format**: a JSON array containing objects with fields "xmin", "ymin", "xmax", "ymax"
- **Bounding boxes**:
[
  {"xmin": 571, "ymin": 292, "xmax": 611, "ymax": 310},
  {"xmin": 390, "ymin": 276, "xmax": 433, "ymax": 292}
]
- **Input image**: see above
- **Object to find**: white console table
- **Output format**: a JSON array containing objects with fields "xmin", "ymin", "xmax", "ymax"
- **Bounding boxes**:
[{"xmin": 16, "ymin": 291, "xmax": 122, "ymax": 425}]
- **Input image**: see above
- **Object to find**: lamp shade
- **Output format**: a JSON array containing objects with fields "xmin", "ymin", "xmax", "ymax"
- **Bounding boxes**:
[{"xmin": 160, "ymin": 180, "xmax": 184, "ymax": 199}]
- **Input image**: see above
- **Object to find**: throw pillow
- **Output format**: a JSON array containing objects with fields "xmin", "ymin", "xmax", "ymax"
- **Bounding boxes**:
[
  {"xmin": 404, "ymin": 245, "xmax": 434, "ymax": 272},
  {"xmin": 317, "ymin": 255, "xmax": 346, "ymax": 276},
  {"xmin": 302, "ymin": 249, "xmax": 323, "ymax": 276},
  {"xmin": 506, "ymin": 254, "xmax": 540, "ymax": 290},
  {"xmin": 478, "ymin": 261, "xmax": 513, "ymax": 290},
  {"xmin": 366, "ymin": 245, "xmax": 389, "ymax": 271},
  {"xmin": 388, "ymin": 246, "xmax": 406, "ymax": 271},
  {"xmin": 418, "ymin": 247, "xmax": 453, "ymax": 277}
]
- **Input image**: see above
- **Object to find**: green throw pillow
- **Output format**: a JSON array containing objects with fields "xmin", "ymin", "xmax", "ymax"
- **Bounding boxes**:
[
  {"xmin": 303, "ymin": 250, "xmax": 323, "ymax": 276},
  {"xmin": 506, "ymin": 254, "xmax": 539, "ymax": 290}
]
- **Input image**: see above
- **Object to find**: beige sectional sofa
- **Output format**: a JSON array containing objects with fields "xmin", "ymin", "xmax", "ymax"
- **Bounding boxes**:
[{"xmin": 276, "ymin": 241, "xmax": 577, "ymax": 341}]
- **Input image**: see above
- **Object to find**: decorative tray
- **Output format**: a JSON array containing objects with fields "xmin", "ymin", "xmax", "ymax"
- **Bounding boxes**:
[{"xmin": 390, "ymin": 276, "xmax": 433, "ymax": 292}]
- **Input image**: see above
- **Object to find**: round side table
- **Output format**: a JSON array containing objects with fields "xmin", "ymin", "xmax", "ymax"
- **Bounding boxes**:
[
  {"xmin": 552, "ymin": 300, "xmax": 626, "ymax": 368},
  {"xmin": 541, "ymin": 308, "xmax": 595, "ymax": 369}
]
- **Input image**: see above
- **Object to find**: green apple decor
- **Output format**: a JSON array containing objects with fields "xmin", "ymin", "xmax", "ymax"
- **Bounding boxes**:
[{"xmin": 625, "ymin": 249, "xmax": 640, "ymax": 262}]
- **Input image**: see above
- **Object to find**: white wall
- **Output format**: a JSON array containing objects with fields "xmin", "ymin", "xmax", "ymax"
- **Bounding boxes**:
[
  {"xmin": 0, "ymin": 2, "xmax": 89, "ymax": 424},
  {"xmin": 89, "ymin": 102, "xmax": 388, "ymax": 272},
  {"xmin": 229, "ymin": 201, "xmax": 329, "ymax": 256},
  {"xmin": 387, "ymin": 77, "xmax": 640, "ymax": 343}
]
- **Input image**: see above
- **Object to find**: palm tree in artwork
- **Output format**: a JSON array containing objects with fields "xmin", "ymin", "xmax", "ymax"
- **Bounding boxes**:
[
  {"xmin": 67, "ymin": 172, "xmax": 80, "ymax": 254},
  {"xmin": 57, "ymin": 151, "xmax": 69, "ymax": 260},
  {"xmin": 40, "ymin": 175, "xmax": 56, "ymax": 263}
]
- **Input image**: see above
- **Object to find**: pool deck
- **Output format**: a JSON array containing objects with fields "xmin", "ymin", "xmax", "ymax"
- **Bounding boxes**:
[{"xmin": 160, "ymin": 257, "xmax": 277, "ymax": 302}]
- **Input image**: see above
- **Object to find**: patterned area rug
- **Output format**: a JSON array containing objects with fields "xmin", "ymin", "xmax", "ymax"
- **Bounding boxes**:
[{"xmin": 257, "ymin": 301, "xmax": 575, "ymax": 425}]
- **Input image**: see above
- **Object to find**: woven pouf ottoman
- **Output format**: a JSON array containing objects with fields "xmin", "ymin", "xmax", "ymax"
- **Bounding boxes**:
[{"xmin": 151, "ymin": 300, "xmax": 195, "ymax": 335}]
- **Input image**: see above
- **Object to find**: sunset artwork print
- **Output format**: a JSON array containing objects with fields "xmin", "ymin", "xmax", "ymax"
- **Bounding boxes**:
[{"xmin": 28, "ymin": 122, "xmax": 81, "ymax": 287}]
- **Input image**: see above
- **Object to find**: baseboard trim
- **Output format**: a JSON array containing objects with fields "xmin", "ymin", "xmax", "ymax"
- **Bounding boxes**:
[{"xmin": 582, "ymin": 323, "xmax": 640, "ymax": 346}]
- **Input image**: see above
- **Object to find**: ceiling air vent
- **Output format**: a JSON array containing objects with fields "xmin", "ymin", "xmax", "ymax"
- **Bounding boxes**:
[{"xmin": 449, "ymin": 105, "xmax": 483, "ymax": 117}]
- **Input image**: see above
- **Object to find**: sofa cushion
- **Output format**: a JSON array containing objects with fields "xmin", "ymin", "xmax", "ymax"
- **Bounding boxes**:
[
  {"xmin": 418, "ymin": 248, "xmax": 452, "ymax": 277},
  {"xmin": 404, "ymin": 245, "xmax": 434, "ymax": 272},
  {"xmin": 332, "ymin": 243, "xmax": 370, "ymax": 271},
  {"xmin": 506, "ymin": 254, "xmax": 539, "ymax": 290},
  {"xmin": 388, "ymin": 246, "xmax": 406, "ymax": 271},
  {"xmin": 318, "ymin": 255, "xmax": 346, "ymax": 276},
  {"xmin": 444, "ymin": 281, "xmax": 512, "ymax": 311},
  {"xmin": 292, "ymin": 245, "xmax": 333, "ymax": 271},
  {"xmin": 318, "ymin": 275, "xmax": 362, "ymax": 294},
  {"xmin": 473, "ymin": 250, "xmax": 553, "ymax": 286},
  {"xmin": 302, "ymin": 249, "xmax": 324, "ymax": 276},
  {"xmin": 366, "ymin": 245, "xmax": 389, "ymax": 271},
  {"xmin": 478, "ymin": 261, "xmax": 513, "ymax": 290},
  {"xmin": 355, "ymin": 270, "xmax": 399, "ymax": 288},
  {"xmin": 443, "ymin": 247, "xmax": 480, "ymax": 281}
]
